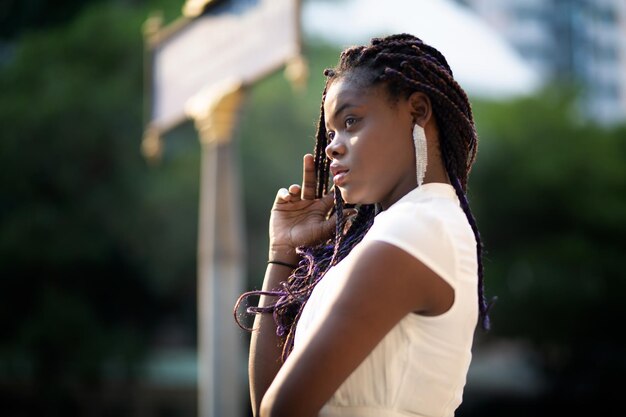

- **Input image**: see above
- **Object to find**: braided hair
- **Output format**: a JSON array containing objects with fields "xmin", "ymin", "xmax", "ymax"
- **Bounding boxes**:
[{"xmin": 235, "ymin": 34, "xmax": 490, "ymax": 362}]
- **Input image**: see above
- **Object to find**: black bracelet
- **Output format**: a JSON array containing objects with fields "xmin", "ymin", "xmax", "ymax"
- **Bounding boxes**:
[{"xmin": 267, "ymin": 260, "xmax": 298, "ymax": 269}]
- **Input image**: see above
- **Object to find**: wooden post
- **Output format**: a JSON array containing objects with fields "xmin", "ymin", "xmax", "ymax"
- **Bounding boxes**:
[
  {"xmin": 188, "ymin": 82, "xmax": 246, "ymax": 417},
  {"xmin": 142, "ymin": 2, "xmax": 303, "ymax": 415}
]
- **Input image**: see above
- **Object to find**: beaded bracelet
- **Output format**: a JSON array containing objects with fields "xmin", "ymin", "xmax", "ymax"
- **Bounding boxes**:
[{"xmin": 267, "ymin": 260, "xmax": 298, "ymax": 269}]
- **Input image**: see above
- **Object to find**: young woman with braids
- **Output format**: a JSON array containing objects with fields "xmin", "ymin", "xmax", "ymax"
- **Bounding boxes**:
[{"xmin": 235, "ymin": 33, "xmax": 490, "ymax": 417}]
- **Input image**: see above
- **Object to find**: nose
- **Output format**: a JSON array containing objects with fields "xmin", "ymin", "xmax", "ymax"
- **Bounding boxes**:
[{"xmin": 325, "ymin": 135, "xmax": 346, "ymax": 160}]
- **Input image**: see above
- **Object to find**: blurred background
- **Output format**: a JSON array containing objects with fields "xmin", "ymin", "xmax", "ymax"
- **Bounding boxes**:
[{"xmin": 1, "ymin": 0, "xmax": 625, "ymax": 416}]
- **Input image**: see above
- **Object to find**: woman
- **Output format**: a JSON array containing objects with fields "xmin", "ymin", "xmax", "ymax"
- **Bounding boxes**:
[{"xmin": 235, "ymin": 33, "xmax": 490, "ymax": 417}]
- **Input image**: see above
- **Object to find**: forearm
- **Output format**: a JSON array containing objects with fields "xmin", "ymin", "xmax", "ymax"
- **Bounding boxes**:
[
  {"xmin": 252, "ymin": 158, "xmax": 333, "ymax": 415},
  {"xmin": 249, "ymin": 249, "xmax": 300, "ymax": 416}
]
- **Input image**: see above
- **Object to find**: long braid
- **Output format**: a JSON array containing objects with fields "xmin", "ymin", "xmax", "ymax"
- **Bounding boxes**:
[
  {"xmin": 314, "ymin": 81, "xmax": 331, "ymax": 198},
  {"xmin": 341, "ymin": 35, "xmax": 489, "ymax": 322},
  {"xmin": 449, "ymin": 176, "xmax": 491, "ymax": 330},
  {"xmin": 234, "ymin": 34, "xmax": 490, "ymax": 361},
  {"xmin": 368, "ymin": 36, "xmax": 488, "ymax": 324},
  {"xmin": 362, "ymin": 36, "xmax": 488, "ymax": 324}
]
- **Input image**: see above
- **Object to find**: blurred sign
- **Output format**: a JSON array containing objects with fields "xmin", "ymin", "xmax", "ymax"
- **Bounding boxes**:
[{"xmin": 146, "ymin": 0, "xmax": 300, "ymax": 133}]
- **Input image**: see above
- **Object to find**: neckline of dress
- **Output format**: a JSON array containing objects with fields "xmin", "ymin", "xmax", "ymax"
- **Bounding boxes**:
[{"xmin": 387, "ymin": 182, "xmax": 458, "ymax": 209}]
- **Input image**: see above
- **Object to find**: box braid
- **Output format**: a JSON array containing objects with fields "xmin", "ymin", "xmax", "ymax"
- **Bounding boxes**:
[{"xmin": 235, "ymin": 34, "xmax": 490, "ymax": 362}]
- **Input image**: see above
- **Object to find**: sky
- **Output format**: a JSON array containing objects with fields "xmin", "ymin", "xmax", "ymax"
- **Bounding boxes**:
[{"xmin": 302, "ymin": 0, "xmax": 541, "ymax": 99}]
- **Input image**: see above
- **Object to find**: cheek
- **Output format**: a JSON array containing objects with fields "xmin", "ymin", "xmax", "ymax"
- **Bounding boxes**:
[
  {"xmin": 381, "ymin": 129, "xmax": 415, "ymax": 174},
  {"xmin": 388, "ymin": 121, "xmax": 413, "ymax": 153},
  {"xmin": 377, "ymin": 122, "xmax": 412, "ymax": 155},
  {"xmin": 353, "ymin": 119, "xmax": 411, "ymax": 170}
]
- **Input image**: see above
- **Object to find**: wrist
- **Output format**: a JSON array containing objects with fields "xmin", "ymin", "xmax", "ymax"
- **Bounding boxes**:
[
  {"xmin": 267, "ymin": 260, "xmax": 298, "ymax": 270},
  {"xmin": 268, "ymin": 245, "xmax": 300, "ymax": 265}
]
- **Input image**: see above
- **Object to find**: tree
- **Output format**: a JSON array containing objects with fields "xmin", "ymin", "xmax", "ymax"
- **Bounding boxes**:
[
  {"xmin": 468, "ymin": 88, "xmax": 626, "ymax": 409},
  {"xmin": 0, "ymin": 2, "xmax": 197, "ymax": 414}
]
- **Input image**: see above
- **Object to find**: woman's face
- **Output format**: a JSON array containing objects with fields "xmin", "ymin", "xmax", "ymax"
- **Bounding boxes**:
[{"xmin": 324, "ymin": 76, "xmax": 417, "ymax": 209}]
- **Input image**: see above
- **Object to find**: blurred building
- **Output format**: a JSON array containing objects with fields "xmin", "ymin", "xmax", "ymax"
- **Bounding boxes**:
[{"xmin": 456, "ymin": 0, "xmax": 626, "ymax": 124}]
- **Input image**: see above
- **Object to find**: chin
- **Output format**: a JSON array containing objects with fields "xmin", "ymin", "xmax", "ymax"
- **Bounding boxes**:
[
  {"xmin": 339, "ymin": 188, "xmax": 375, "ymax": 206},
  {"xmin": 338, "ymin": 188, "xmax": 356, "ymax": 204}
]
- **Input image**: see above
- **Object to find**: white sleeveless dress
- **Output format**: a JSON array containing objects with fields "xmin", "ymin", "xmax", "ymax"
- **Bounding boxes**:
[{"xmin": 294, "ymin": 183, "xmax": 479, "ymax": 417}]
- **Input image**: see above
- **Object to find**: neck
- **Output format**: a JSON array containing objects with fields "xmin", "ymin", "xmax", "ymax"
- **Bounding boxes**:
[{"xmin": 423, "ymin": 139, "xmax": 450, "ymax": 185}]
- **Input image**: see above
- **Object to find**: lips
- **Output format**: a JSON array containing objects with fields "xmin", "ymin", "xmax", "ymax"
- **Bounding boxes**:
[
  {"xmin": 330, "ymin": 164, "xmax": 348, "ymax": 177},
  {"xmin": 330, "ymin": 164, "xmax": 349, "ymax": 186}
]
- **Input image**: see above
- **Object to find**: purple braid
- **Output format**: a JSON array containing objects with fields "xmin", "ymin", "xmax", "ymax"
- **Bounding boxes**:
[{"xmin": 234, "ymin": 34, "xmax": 491, "ymax": 362}]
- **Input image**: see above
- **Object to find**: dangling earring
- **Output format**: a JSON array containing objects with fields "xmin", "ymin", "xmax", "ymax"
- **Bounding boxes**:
[{"xmin": 413, "ymin": 123, "xmax": 428, "ymax": 187}]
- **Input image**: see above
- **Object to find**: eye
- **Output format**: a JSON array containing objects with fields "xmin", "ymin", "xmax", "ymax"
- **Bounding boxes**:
[
  {"xmin": 345, "ymin": 117, "xmax": 358, "ymax": 128},
  {"xmin": 327, "ymin": 130, "xmax": 336, "ymax": 141}
]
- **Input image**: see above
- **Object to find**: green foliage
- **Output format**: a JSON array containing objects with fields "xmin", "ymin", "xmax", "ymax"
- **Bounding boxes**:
[
  {"xmin": 0, "ymin": 0, "xmax": 104, "ymax": 40},
  {"xmin": 470, "ymin": 89, "xmax": 626, "ymax": 367},
  {"xmin": 0, "ymin": 3, "xmax": 199, "ymax": 411}
]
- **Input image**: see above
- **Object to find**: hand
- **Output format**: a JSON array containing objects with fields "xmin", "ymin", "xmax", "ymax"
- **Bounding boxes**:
[{"xmin": 269, "ymin": 154, "xmax": 339, "ymax": 262}]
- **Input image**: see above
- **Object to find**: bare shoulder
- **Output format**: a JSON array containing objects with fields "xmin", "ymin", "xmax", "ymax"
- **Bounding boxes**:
[{"xmin": 340, "ymin": 239, "xmax": 454, "ymax": 317}]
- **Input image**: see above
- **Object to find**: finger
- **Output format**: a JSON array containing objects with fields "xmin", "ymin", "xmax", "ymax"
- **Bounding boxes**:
[
  {"xmin": 288, "ymin": 184, "xmax": 302, "ymax": 202},
  {"xmin": 301, "ymin": 154, "xmax": 316, "ymax": 200},
  {"xmin": 274, "ymin": 187, "xmax": 291, "ymax": 204}
]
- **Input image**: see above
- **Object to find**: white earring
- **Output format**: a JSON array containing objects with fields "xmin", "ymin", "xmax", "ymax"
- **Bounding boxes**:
[{"xmin": 413, "ymin": 123, "xmax": 428, "ymax": 187}]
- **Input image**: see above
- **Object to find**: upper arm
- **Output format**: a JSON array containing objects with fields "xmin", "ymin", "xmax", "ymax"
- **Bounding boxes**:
[{"xmin": 260, "ymin": 240, "xmax": 454, "ymax": 417}]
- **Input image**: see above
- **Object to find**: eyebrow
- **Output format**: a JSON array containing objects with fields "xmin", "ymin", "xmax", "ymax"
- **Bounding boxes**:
[{"xmin": 325, "ymin": 102, "xmax": 358, "ymax": 129}]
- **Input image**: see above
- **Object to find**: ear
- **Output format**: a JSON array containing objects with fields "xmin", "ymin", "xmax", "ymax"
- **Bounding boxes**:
[{"xmin": 407, "ymin": 91, "xmax": 433, "ymax": 127}]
